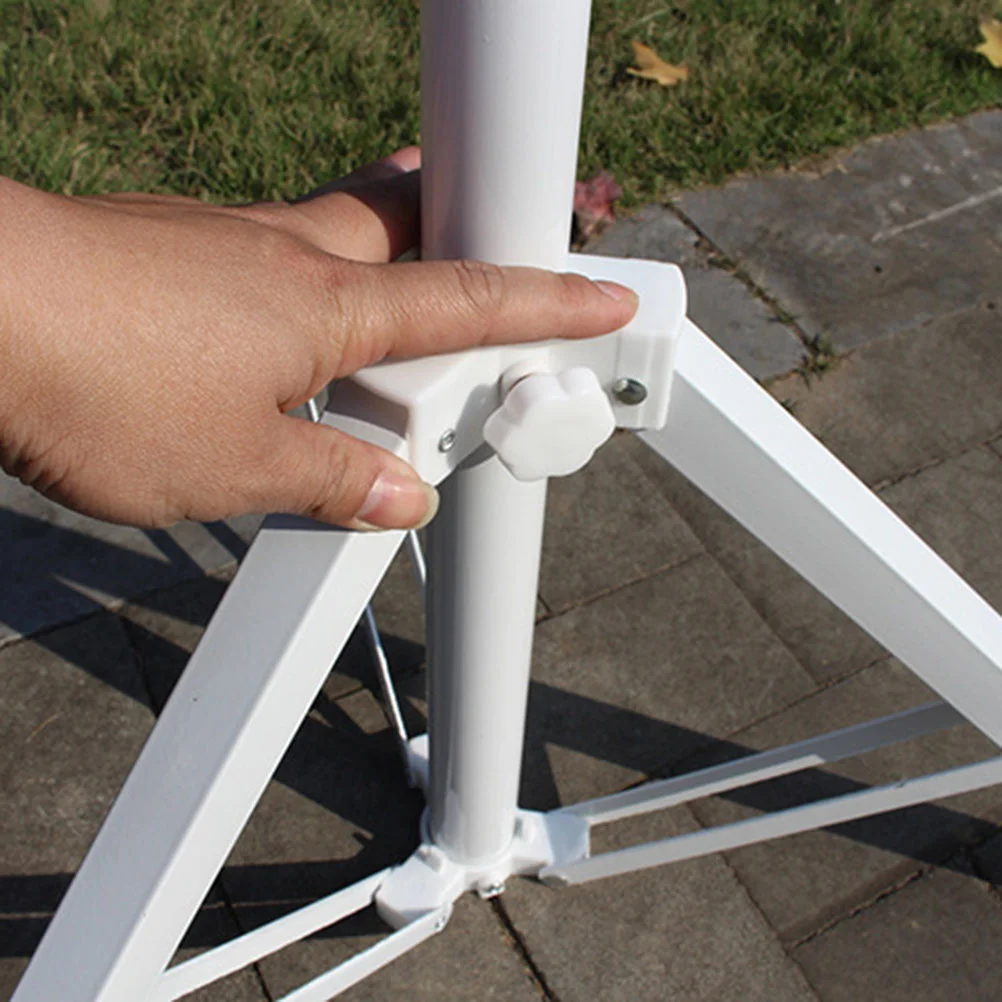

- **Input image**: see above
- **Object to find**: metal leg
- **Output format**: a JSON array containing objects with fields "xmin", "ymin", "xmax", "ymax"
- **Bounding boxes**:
[
  {"xmin": 542, "ymin": 755, "xmax": 1002, "ymax": 886},
  {"xmin": 560, "ymin": 702, "xmax": 963, "ymax": 826},
  {"xmin": 640, "ymin": 321, "xmax": 1002, "ymax": 746},
  {"xmin": 12, "ymin": 510, "xmax": 406, "ymax": 1002}
]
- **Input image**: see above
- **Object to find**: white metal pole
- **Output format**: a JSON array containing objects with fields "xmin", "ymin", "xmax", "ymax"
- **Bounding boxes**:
[{"xmin": 421, "ymin": 0, "xmax": 594, "ymax": 867}]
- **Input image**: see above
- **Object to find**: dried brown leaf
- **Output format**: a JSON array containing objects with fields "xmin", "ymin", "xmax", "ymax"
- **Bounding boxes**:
[
  {"xmin": 626, "ymin": 40, "xmax": 689, "ymax": 87},
  {"xmin": 976, "ymin": 19, "xmax": 1002, "ymax": 68}
]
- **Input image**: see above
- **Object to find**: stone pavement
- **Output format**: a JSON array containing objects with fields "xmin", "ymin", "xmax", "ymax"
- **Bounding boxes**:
[{"xmin": 2, "ymin": 108, "xmax": 1002, "ymax": 1000}]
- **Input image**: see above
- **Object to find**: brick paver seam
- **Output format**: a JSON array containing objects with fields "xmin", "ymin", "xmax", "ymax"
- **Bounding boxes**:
[
  {"xmin": 872, "ymin": 425, "xmax": 1002, "ymax": 495},
  {"xmin": 489, "ymin": 898, "xmax": 563, "ymax": 1002},
  {"xmin": 710, "ymin": 846, "xmax": 824, "ymax": 1002},
  {"xmin": 532, "ymin": 545, "xmax": 706, "ymax": 623},
  {"xmin": 665, "ymin": 202, "xmax": 816, "ymax": 356}
]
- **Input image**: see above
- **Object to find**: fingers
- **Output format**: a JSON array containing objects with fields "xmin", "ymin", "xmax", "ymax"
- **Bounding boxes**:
[
  {"xmin": 299, "ymin": 146, "xmax": 421, "ymax": 198},
  {"xmin": 282, "ymin": 147, "xmax": 422, "ymax": 263},
  {"xmin": 263, "ymin": 415, "xmax": 438, "ymax": 530},
  {"xmin": 285, "ymin": 170, "xmax": 422, "ymax": 263},
  {"xmin": 329, "ymin": 258, "xmax": 640, "ymax": 371}
]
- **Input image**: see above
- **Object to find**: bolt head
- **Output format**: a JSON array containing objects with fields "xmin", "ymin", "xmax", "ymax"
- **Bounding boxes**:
[
  {"xmin": 438, "ymin": 429, "xmax": 457, "ymax": 452},
  {"xmin": 612, "ymin": 378, "xmax": 648, "ymax": 406}
]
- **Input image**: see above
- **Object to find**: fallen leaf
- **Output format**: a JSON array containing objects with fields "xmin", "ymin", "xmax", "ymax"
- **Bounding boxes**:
[
  {"xmin": 573, "ymin": 170, "xmax": 622, "ymax": 244},
  {"xmin": 627, "ymin": 40, "xmax": 689, "ymax": 86},
  {"xmin": 976, "ymin": 19, "xmax": 1002, "ymax": 68}
]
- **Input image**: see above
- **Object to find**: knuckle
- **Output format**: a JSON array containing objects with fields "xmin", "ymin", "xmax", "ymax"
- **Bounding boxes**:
[
  {"xmin": 450, "ymin": 259, "xmax": 507, "ymax": 321},
  {"xmin": 304, "ymin": 433, "xmax": 357, "ymax": 522},
  {"xmin": 556, "ymin": 270, "xmax": 596, "ymax": 307},
  {"xmin": 304, "ymin": 251, "xmax": 359, "ymax": 359}
]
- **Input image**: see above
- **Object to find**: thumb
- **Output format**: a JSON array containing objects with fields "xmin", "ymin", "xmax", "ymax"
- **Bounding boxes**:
[{"xmin": 266, "ymin": 415, "xmax": 439, "ymax": 530}]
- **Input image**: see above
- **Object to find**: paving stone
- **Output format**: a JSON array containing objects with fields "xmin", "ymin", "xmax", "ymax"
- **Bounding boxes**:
[
  {"xmin": 793, "ymin": 866, "xmax": 1002, "ymax": 1002},
  {"xmin": 625, "ymin": 437, "xmax": 1002, "ymax": 689},
  {"xmin": 688, "ymin": 660, "xmax": 1002, "ymax": 942},
  {"xmin": 120, "ymin": 546, "xmax": 424, "ymax": 712},
  {"xmin": 503, "ymin": 806, "xmax": 817, "ymax": 1002},
  {"xmin": 678, "ymin": 111, "xmax": 1002, "ymax": 350},
  {"xmin": 880, "ymin": 446, "xmax": 1002, "ymax": 612},
  {"xmin": 592, "ymin": 205, "xmax": 804, "ymax": 379},
  {"xmin": 539, "ymin": 433, "xmax": 702, "ymax": 613},
  {"xmin": 769, "ymin": 306, "xmax": 1002, "ymax": 489},
  {"xmin": 0, "ymin": 613, "xmax": 265, "ymax": 1001},
  {"xmin": 0, "ymin": 471, "xmax": 261, "ymax": 647},
  {"xmin": 521, "ymin": 553, "xmax": 815, "ymax": 811},
  {"xmin": 972, "ymin": 829, "xmax": 1002, "ymax": 884},
  {"xmin": 623, "ymin": 435, "xmax": 884, "ymax": 687}
]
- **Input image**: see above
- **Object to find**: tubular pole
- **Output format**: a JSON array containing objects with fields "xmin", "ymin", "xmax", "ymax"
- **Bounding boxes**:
[{"xmin": 421, "ymin": 0, "xmax": 594, "ymax": 866}]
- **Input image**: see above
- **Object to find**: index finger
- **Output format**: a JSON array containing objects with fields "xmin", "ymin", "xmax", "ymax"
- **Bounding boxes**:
[{"xmin": 326, "ymin": 258, "xmax": 639, "ymax": 374}]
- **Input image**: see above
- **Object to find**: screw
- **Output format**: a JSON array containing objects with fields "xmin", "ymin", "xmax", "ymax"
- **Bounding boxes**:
[
  {"xmin": 612, "ymin": 378, "xmax": 648, "ymax": 405},
  {"xmin": 438, "ymin": 429, "xmax": 457, "ymax": 452}
]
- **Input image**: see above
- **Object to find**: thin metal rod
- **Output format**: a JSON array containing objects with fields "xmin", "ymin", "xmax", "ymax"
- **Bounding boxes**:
[
  {"xmin": 363, "ymin": 605, "xmax": 411, "ymax": 755},
  {"xmin": 276, "ymin": 908, "xmax": 448, "ymax": 1002},
  {"xmin": 542, "ymin": 755, "xmax": 1002, "ymax": 886},
  {"xmin": 406, "ymin": 531, "xmax": 427, "ymax": 593},
  {"xmin": 305, "ymin": 394, "xmax": 410, "ymax": 758},
  {"xmin": 563, "ymin": 702, "xmax": 962, "ymax": 826},
  {"xmin": 155, "ymin": 870, "xmax": 390, "ymax": 1000}
]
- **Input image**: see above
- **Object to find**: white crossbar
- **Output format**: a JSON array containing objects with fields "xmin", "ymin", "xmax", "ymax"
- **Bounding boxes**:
[
  {"xmin": 276, "ymin": 908, "xmax": 448, "ymax": 1002},
  {"xmin": 155, "ymin": 870, "xmax": 390, "ymax": 1000},
  {"xmin": 541, "ymin": 755, "xmax": 1002, "ymax": 886},
  {"xmin": 562, "ymin": 702, "xmax": 962, "ymax": 826}
]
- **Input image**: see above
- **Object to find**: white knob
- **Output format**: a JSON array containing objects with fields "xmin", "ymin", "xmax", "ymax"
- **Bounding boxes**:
[{"xmin": 483, "ymin": 368, "xmax": 616, "ymax": 481}]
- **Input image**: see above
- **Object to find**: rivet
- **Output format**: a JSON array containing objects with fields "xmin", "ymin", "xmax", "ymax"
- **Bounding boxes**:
[
  {"xmin": 438, "ymin": 429, "xmax": 457, "ymax": 452},
  {"xmin": 612, "ymin": 378, "xmax": 648, "ymax": 405}
]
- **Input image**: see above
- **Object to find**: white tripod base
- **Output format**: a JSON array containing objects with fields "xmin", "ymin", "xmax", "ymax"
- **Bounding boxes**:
[{"xmin": 13, "ymin": 315, "xmax": 1002, "ymax": 1002}]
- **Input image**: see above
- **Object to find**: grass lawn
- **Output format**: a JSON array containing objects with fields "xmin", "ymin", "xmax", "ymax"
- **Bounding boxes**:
[{"xmin": 1, "ymin": 0, "xmax": 1000, "ymax": 205}]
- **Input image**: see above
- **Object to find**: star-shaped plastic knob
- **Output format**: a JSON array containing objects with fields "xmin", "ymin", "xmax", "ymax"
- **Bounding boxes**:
[{"xmin": 483, "ymin": 367, "xmax": 616, "ymax": 481}]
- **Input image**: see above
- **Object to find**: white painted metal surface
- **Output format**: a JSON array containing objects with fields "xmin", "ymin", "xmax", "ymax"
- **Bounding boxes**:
[
  {"xmin": 562, "ymin": 702, "xmax": 962, "ymax": 826},
  {"xmin": 418, "ymin": 0, "xmax": 592, "ymax": 871},
  {"xmin": 11, "ymin": 418, "xmax": 408, "ymax": 1002},
  {"xmin": 154, "ymin": 870, "xmax": 390, "ymax": 1000},
  {"xmin": 425, "ymin": 454, "xmax": 547, "ymax": 866},
  {"xmin": 275, "ymin": 908, "xmax": 448, "ymax": 1002},
  {"xmin": 641, "ymin": 322, "xmax": 1002, "ymax": 746},
  {"xmin": 542, "ymin": 756, "xmax": 1002, "ymax": 886}
]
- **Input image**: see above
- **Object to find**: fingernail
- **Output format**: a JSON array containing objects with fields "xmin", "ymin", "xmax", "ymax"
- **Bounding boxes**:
[
  {"xmin": 594, "ymin": 280, "xmax": 639, "ymax": 305},
  {"xmin": 353, "ymin": 470, "xmax": 440, "ymax": 531}
]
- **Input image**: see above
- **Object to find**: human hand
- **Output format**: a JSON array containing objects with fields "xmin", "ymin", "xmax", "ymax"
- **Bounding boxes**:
[{"xmin": 0, "ymin": 149, "xmax": 637, "ymax": 530}]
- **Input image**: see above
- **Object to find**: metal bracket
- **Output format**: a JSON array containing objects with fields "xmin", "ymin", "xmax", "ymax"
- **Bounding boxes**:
[{"xmin": 327, "ymin": 254, "xmax": 686, "ymax": 483}]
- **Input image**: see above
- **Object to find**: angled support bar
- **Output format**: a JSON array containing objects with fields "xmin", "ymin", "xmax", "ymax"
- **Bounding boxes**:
[
  {"xmin": 562, "ymin": 702, "xmax": 963, "ymax": 826},
  {"xmin": 640, "ymin": 322, "xmax": 1002, "ymax": 747},
  {"xmin": 11, "ymin": 418, "xmax": 409, "ymax": 1002},
  {"xmin": 155, "ymin": 870, "xmax": 391, "ymax": 1000},
  {"xmin": 273, "ymin": 907, "xmax": 449, "ymax": 1002},
  {"xmin": 541, "ymin": 755, "xmax": 1002, "ymax": 886}
]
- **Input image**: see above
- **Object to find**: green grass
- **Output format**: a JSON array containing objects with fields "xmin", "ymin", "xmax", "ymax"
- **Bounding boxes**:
[{"xmin": 1, "ymin": 0, "xmax": 1000, "ymax": 204}]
